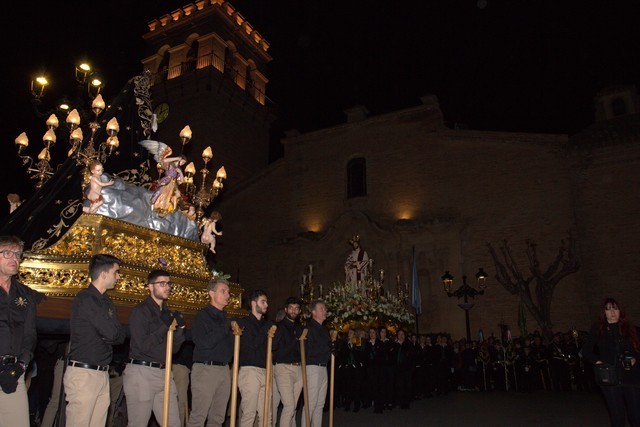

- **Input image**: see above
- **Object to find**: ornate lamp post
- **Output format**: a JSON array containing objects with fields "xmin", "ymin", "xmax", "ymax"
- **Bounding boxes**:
[{"xmin": 442, "ymin": 268, "xmax": 488, "ymax": 341}]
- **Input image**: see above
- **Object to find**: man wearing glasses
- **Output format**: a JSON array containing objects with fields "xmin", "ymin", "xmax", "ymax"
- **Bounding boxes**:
[
  {"xmin": 0, "ymin": 236, "xmax": 36, "ymax": 427},
  {"xmin": 123, "ymin": 269, "xmax": 186, "ymax": 427}
]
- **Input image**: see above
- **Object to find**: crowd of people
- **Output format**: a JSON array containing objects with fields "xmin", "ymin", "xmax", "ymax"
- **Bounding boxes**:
[{"xmin": 2, "ymin": 234, "xmax": 640, "ymax": 427}]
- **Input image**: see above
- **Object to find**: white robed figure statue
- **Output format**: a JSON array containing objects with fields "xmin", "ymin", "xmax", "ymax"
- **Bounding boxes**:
[{"xmin": 344, "ymin": 235, "xmax": 369, "ymax": 290}]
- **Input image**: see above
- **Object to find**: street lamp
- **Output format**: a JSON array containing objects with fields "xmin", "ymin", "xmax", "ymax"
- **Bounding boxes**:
[{"xmin": 442, "ymin": 268, "xmax": 488, "ymax": 341}]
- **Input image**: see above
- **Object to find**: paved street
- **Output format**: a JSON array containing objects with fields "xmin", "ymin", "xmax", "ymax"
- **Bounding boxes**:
[{"xmin": 320, "ymin": 390, "xmax": 611, "ymax": 426}]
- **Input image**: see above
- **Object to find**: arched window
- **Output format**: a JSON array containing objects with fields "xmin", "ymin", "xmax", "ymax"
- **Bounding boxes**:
[
  {"xmin": 347, "ymin": 157, "xmax": 367, "ymax": 198},
  {"xmin": 611, "ymin": 97, "xmax": 627, "ymax": 117}
]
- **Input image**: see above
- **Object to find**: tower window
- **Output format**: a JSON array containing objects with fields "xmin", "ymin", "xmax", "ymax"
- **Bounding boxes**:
[
  {"xmin": 347, "ymin": 157, "xmax": 367, "ymax": 198},
  {"xmin": 611, "ymin": 97, "xmax": 627, "ymax": 117}
]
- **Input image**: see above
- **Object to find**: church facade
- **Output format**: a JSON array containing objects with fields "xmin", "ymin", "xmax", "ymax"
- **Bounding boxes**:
[{"xmin": 141, "ymin": 0, "xmax": 640, "ymax": 338}]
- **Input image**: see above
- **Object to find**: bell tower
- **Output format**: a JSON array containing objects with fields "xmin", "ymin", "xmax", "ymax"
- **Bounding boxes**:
[{"xmin": 141, "ymin": 0, "xmax": 274, "ymax": 189}]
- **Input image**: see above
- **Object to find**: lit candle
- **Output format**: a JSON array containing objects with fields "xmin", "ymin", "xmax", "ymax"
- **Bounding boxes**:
[
  {"xmin": 380, "ymin": 269, "xmax": 384, "ymax": 282},
  {"xmin": 91, "ymin": 94, "xmax": 106, "ymax": 112},
  {"xmin": 216, "ymin": 166, "xmax": 227, "ymax": 180},
  {"xmin": 106, "ymin": 117, "xmax": 120, "ymax": 135},
  {"xmin": 46, "ymin": 114, "xmax": 59, "ymax": 130},
  {"xmin": 180, "ymin": 125, "xmax": 192, "ymax": 142},
  {"xmin": 202, "ymin": 146, "xmax": 213, "ymax": 161},
  {"xmin": 319, "ymin": 284, "xmax": 323, "ymax": 298},
  {"xmin": 66, "ymin": 109, "xmax": 81, "ymax": 128}
]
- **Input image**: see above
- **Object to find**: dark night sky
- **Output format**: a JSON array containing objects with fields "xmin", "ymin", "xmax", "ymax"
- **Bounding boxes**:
[{"xmin": 1, "ymin": 0, "xmax": 639, "ymax": 210}]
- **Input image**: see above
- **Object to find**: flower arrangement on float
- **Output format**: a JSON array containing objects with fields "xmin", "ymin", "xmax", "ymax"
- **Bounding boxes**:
[{"xmin": 322, "ymin": 281, "xmax": 414, "ymax": 333}]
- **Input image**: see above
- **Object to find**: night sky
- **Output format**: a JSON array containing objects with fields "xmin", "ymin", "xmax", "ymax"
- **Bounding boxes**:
[{"xmin": 1, "ymin": 0, "xmax": 639, "ymax": 212}]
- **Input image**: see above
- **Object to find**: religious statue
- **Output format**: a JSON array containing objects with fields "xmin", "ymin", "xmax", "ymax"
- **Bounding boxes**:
[
  {"xmin": 344, "ymin": 235, "xmax": 369, "ymax": 289},
  {"xmin": 201, "ymin": 211, "xmax": 222, "ymax": 254},
  {"xmin": 139, "ymin": 140, "xmax": 186, "ymax": 217},
  {"xmin": 83, "ymin": 161, "xmax": 114, "ymax": 214}
]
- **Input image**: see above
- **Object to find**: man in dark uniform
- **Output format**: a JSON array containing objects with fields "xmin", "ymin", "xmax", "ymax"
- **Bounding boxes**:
[
  {"xmin": 123, "ymin": 269, "xmax": 186, "ymax": 427},
  {"xmin": 0, "ymin": 236, "xmax": 37, "ymax": 427},
  {"xmin": 302, "ymin": 300, "xmax": 331, "ymax": 427},
  {"xmin": 273, "ymin": 296, "xmax": 303, "ymax": 427},
  {"xmin": 187, "ymin": 278, "xmax": 233, "ymax": 427},
  {"xmin": 337, "ymin": 329, "xmax": 364, "ymax": 412},
  {"xmin": 364, "ymin": 327, "xmax": 384, "ymax": 413},
  {"xmin": 64, "ymin": 253, "xmax": 126, "ymax": 427},
  {"xmin": 237, "ymin": 289, "xmax": 272, "ymax": 427}
]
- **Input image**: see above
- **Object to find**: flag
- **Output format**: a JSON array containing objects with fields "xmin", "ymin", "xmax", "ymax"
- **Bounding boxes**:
[{"xmin": 411, "ymin": 246, "xmax": 422, "ymax": 316}]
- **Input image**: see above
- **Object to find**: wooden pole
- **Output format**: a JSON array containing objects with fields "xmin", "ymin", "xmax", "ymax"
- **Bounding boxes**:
[
  {"xmin": 263, "ymin": 325, "xmax": 277, "ymax": 427},
  {"xmin": 162, "ymin": 318, "xmax": 177, "ymax": 427},
  {"xmin": 299, "ymin": 329, "xmax": 310, "ymax": 427},
  {"xmin": 329, "ymin": 353, "xmax": 336, "ymax": 427},
  {"xmin": 230, "ymin": 321, "xmax": 243, "ymax": 427}
]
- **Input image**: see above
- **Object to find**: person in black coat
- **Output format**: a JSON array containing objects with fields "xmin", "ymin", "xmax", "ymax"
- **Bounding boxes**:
[
  {"xmin": 394, "ymin": 330, "xmax": 415, "ymax": 409},
  {"xmin": 337, "ymin": 329, "xmax": 365, "ymax": 412},
  {"xmin": 363, "ymin": 327, "xmax": 384, "ymax": 413},
  {"xmin": 582, "ymin": 297, "xmax": 640, "ymax": 427}
]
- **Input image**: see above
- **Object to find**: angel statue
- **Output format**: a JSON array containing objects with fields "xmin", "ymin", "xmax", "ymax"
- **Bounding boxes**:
[
  {"xmin": 201, "ymin": 211, "xmax": 222, "ymax": 254},
  {"xmin": 139, "ymin": 140, "xmax": 187, "ymax": 217}
]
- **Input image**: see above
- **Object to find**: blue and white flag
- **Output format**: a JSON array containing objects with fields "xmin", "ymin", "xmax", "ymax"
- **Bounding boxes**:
[{"xmin": 411, "ymin": 246, "xmax": 422, "ymax": 315}]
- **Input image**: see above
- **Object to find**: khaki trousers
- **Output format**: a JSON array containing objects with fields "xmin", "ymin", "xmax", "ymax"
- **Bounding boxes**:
[
  {"xmin": 40, "ymin": 358, "xmax": 64, "ymax": 427},
  {"xmin": 301, "ymin": 365, "xmax": 327, "ymax": 427},
  {"xmin": 64, "ymin": 365, "xmax": 111, "ymax": 427},
  {"xmin": 122, "ymin": 363, "xmax": 181, "ymax": 427},
  {"xmin": 274, "ymin": 364, "xmax": 302, "ymax": 427},
  {"xmin": 186, "ymin": 364, "xmax": 230, "ymax": 427},
  {"xmin": 0, "ymin": 375, "xmax": 29, "ymax": 427},
  {"xmin": 173, "ymin": 364, "xmax": 191, "ymax": 425},
  {"xmin": 238, "ymin": 366, "xmax": 272, "ymax": 427}
]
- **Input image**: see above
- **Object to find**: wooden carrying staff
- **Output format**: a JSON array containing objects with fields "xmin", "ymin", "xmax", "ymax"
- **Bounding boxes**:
[
  {"xmin": 230, "ymin": 321, "xmax": 243, "ymax": 427},
  {"xmin": 329, "ymin": 332, "xmax": 337, "ymax": 427},
  {"xmin": 263, "ymin": 325, "xmax": 277, "ymax": 427},
  {"xmin": 299, "ymin": 328, "xmax": 310, "ymax": 427},
  {"xmin": 162, "ymin": 318, "xmax": 178, "ymax": 427}
]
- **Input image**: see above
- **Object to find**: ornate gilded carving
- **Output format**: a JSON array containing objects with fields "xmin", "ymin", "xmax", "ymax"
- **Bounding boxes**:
[{"xmin": 20, "ymin": 213, "xmax": 245, "ymax": 316}]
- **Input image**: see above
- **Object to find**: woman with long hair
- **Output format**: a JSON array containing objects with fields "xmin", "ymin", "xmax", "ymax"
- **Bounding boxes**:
[{"xmin": 582, "ymin": 297, "xmax": 640, "ymax": 426}]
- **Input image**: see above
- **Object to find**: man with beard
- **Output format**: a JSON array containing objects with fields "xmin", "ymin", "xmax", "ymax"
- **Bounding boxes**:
[
  {"xmin": 187, "ymin": 278, "xmax": 233, "ymax": 427},
  {"xmin": 272, "ymin": 297, "xmax": 303, "ymax": 427},
  {"xmin": 123, "ymin": 269, "xmax": 186, "ymax": 427},
  {"xmin": 0, "ymin": 236, "xmax": 37, "ymax": 427},
  {"xmin": 237, "ymin": 290, "xmax": 272, "ymax": 427}
]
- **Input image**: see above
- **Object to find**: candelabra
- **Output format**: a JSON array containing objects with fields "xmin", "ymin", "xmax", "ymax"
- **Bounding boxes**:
[
  {"xmin": 15, "ymin": 63, "xmax": 116, "ymax": 188},
  {"xmin": 300, "ymin": 264, "xmax": 322, "ymax": 304},
  {"xmin": 442, "ymin": 268, "xmax": 488, "ymax": 341},
  {"xmin": 189, "ymin": 144, "xmax": 227, "ymax": 220}
]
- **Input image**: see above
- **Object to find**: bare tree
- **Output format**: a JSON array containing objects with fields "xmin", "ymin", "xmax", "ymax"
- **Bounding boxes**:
[{"xmin": 487, "ymin": 235, "xmax": 580, "ymax": 339}]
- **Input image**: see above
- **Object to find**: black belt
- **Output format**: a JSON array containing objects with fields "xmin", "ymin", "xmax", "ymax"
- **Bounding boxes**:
[
  {"xmin": 68, "ymin": 360, "xmax": 109, "ymax": 371},
  {"xmin": 1, "ymin": 355, "xmax": 18, "ymax": 365},
  {"xmin": 276, "ymin": 362, "xmax": 301, "ymax": 366},
  {"xmin": 129, "ymin": 359, "xmax": 165, "ymax": 369},
  {"xmin": 310, "ymin": 363, "xmax": 327, "ymax": 367},
  {"xmin": 197, "ymin": 361, "xmax": 228, "ymax": 366}
]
